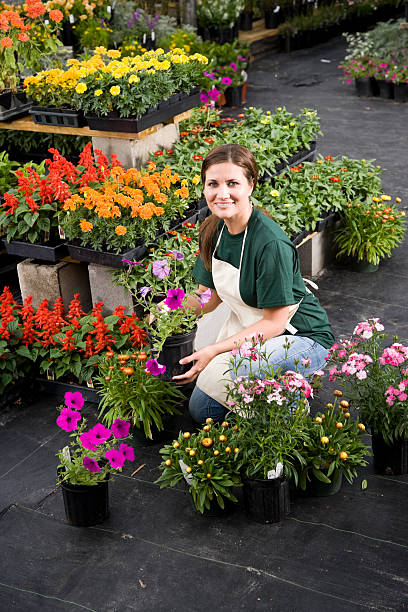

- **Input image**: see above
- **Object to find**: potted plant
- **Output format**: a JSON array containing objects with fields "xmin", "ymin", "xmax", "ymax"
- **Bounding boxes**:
[
  {"xmin": 56, "ymin": 391, "xmax": 135, "ymax": 526},
  {"xmin": 156, "ymin": 419, "xmax": 243, "ymax": 514},
  {"xmin": 262, "ymin": 0, "xmax": 281, "ymax": 29},
  {"xmin": 332, "ymin": 195, "xmax": 406, "ymax": 271},
  {"xmin": 196, "ymin": 0, "xmax": 243, "ymax": 43},
  {"xmin": 295, "ymin": 391, "xmax": 371, "ymax": 496},
  {"xmin": 239, "ymin": 0, "xmax": 255, "ymax": 31},
  {"xmin": 226, "ymin": 337, "xmax": 312, "ymax": 522},
  {"xmin": 327, "ymin": 318, "xmax": 408, "ymax": 475},
  {"xmin": 0, "ymin": 0, "xmax": 62, "ymax": 121},
  {"xmin": 95, "ymin": 349, "xmax": 186, "ymax": 440}
]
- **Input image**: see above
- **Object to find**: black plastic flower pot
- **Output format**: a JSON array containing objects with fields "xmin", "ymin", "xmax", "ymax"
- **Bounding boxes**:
[
  {"xmin": 155, "ymin": 327, "xmax": 197, "ymax": 383},
  {"xmin": 59, "ymin": 471, "xmax": 110, "ymax": 527},
  {"xmin": 242, "ymin": 476, "xmax": 290, "ymax": 524},
  {"xmin": 354, "ymin": 77, "xmax": 378, "ymax": 98},
  {"xmin": 224, "ymin": 86, "xmax": 243, "ymax": 108},
  {"xmin": 306, "ymin": 469, "xmax": 343, "ymax": 497},
  {"xmin": 264, "ymin": 9, "xmax": 280, "ymax": 29},
  {"xmin": 377, "ymin": 80, "xmax": 394, "ymax": 100},
  {"xmin": 394, "ymin": 83, "xmax": 408, "ymax": 103},
  {"xmin": 371, "ymin": 434, "xmax": 408, "ymax": 475},
  {"xmin": 239, "ymin": 10, "xmax": 253, "ymax": 30}
]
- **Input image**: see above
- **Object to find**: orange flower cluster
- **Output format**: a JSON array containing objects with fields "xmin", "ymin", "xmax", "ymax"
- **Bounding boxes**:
[
  {"xmin": 0, "ymin": 0, "xmax": 62, "ymax": 48},
  {"xmin": 63, "ymin": 165, "xmax": 185, "ymax": 232}
]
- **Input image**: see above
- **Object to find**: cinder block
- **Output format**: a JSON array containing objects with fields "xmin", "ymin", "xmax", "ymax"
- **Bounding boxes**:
[
  {"xmin": 297, "ymin": 227, "xmax": 337, "ymax": 277},
  {"xmin": 92, "ymin": 123, "xmax": 179, "ymax": 169},
  {"xmin": 17, "ymin": 259, "xmax": 92, "ymax": 310},
  {"xmin": 88, "ymin": 263, "xmax": 134, "ymax": 316}
]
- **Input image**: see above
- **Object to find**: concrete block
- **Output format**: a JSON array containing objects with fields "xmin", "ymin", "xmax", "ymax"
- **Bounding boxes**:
[
  {"xmin": 88, "ymin": 263, "xmax": 134, "ymax": 316},
  {"xmin": 195, "ymin": 303, "xmax": 230, "ymax": 350},
  {"xmin": 17, "ymin": 259, "xmax": 92, "ymax": 310},
  {"xmin": 92, "ymin": 123, "xmax": 179, "ymax": 169},
  {"xmin": 297, "ymin": 226, "xmax": 337, "ymax": 277}
]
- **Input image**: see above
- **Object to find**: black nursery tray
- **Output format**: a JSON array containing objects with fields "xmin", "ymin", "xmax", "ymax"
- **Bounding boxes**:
[
  {"xmin": 67, "ymin": 241, "xmax": 148, "ymax": 268},
  {"xmin": 4, "ymin": 239, "xmax": 68, "ymax": 262},
  {"xmin": 37, "ymin": 378, "xmax": 102, "ymax": 404},
  {"xmin": 258, "ymin": 141, "xmax": 317, "ymax": 182},
  {"xmin": 30, "ymin": 106, "xmax": 86, "ymax": 128}
]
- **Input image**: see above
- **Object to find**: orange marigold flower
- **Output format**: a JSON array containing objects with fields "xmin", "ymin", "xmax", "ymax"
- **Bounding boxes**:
[
  {"xmin": 80, "ymin": 219, "xmax": 93, "ymax": 232},
  {"xmin": 49, "ymin": 8, "xmax": 63, "ymax": 21},
  {"xmin": 1, "ymin": 36, "xmax": 13, "ymax": 47},
  {"xmin": 17, "ymin": 32, "xmax": 29, "ymax": 41},
  {"xmin": 115, "ymin": 225, "xmax": 127, "ymax": 236}
]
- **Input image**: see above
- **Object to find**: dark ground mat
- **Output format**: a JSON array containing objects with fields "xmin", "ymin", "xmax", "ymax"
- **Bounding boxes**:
[{"xmin": 1, "ymin": 33, "xmax": 408, "ymax": 611}]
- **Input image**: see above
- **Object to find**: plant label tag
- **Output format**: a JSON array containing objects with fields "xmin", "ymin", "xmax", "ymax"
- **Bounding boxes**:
[
  {"xmin": 107, "ymin": 5, "xmax": 112, "ymax": 13},
  {"xmin": 267, "ymin": 462, "xmax": 283, "ymax": 479},
  {"xmin": 44, "ymin": 19, "xmax": 49, "ymax": 24},
  {"xmin": 179, "ymin": 460, "xmax": 193, "ymax": 485},
  {"xmin": 69, "ymin": 14, "xmax": 75, "ymax": 23},
  {"xmin": 274, "ymin": 5, "xmax": 280, "ymax": 12},
  {"xmin": 87, "ymin": 379, "xmax": 94, "ymax": 388},
  {"xmin": 46, "ymin": 369, "xmax": 55, "ymax": 381},
  {"xmin": 143, "ymin": 33, "xmax": 146, "ymax": 44},
  {"xmin": 44, "ymin": 230, "xmax": 50, "ymax": 242},
  {"xmin": 151, "ymin": 30, "xmax": 155, "ymax": 41},
  {"xmin": 58, "ymin": 225, "xmax": 66, "ymax": 239},
  {"xmin": 62, "ymin": 446, "xmax": 71, "ymax": 464}
]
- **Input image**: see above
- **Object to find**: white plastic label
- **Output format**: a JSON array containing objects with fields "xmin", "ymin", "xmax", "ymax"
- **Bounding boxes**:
[
  {"xmin": 46, "ymin": 369, "xmax": 55, "ymax": 381},
  {"xmin": 107, "ymin": 5, "xmax": 112, "ymax": 13},
  {"xmin": 62, "ymin": 446, "xmax": 71, "ymax": 463},
  {"xmin": 274, "ymin": 5, "xmax": 280, "ymax": 12},
  {"xmin": 69, "ymin": 14, "xmax": 75, "ymax": 23},
  {"xmin": 179, "ymin": 459, "xmax": 193, "ymax": 484},
  {"xmin": 44, "ymin": 19, "xmax": 49, "ymax": 25},
  {"xmin": 58, "ymin": 225, "xmax": 66, "ymax": 240},
  {"xmin": 87, "ymin": 379, "xmax": 94, "ymax": 389},
  {"xmin": 267, "ymin": 462, "xmax": 283, "ymax": 479},
  {"xmin": 142, "ymin": 33, "xmax": 146, "ymax": 44},
  {"xmin": 151, "ymin": 30, "xmax": 155, "ymax": 41}
]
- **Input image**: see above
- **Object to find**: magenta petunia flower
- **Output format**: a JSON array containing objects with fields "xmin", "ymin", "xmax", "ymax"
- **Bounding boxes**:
[
  {"xmin": 208, "ymin": 88, "xmax": 220, "ymax": 101},
  {"xmin": 145, "ymin": 359, "xmax": 166, "ymax": 376},
  {"xmin": 80, "ymin": 431, "xmax": 97, "ymax": 451},
  {"xmin": 200, "ymin": 93, "xmax": 209, "ymax": 104},
  {"xmin": 83, "ymin": 456, "xmax": 101, "ymax": 473},
  {"xmin": 121, "ymin": 259, "xmax": 143, "ymax": 267},
  {"xmin": 105, "ymin": 448, "xmax": 125, "ymax": 469},
  {"xmin": 221, "ymin": 76, "xmax": 232, "ymax": 86},
  {"xmin": 64, "ymin": 391, "xmax": 84, "ymax": 411},
  {"xmin": 152, "ymin": 259, "xmax": 170, "ymax": 279},
  {"xmin": 111, "ymin": 419, "xmax": 131, "ymax": 439},
  {"xmin": 119, "ymin": 443, "xmax": 135, "ymax": 462},
  {"xmin": 230, "ymin": 62, "xmax": 237, "ymax": 71},
  {"xmin": 164, "ymin": 288, "xmax": 185, "ymax": 310},
  {"xmin": 56, "ymin": 408, "xmax": 81, "ymax": 432},
  {"xmin": 88, "ymin": 423, "xmax": 111, "ymax": 445}
]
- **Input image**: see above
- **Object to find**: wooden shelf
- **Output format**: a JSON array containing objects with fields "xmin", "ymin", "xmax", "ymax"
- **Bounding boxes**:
[
  {"xmin": 0, "ymin": 108, "xmax": 194, "ymax": 140},
  {"xmin": 239, "ymin": 19, "xmax": 280, "ymax": 43}
]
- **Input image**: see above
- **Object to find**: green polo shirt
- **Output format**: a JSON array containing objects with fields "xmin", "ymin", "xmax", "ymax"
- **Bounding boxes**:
[{"xmin": 193, "ymin": 208, "xmax": 334, "ymax": 349}]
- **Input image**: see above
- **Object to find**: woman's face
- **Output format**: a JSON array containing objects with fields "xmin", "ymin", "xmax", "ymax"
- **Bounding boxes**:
[{"xmin": 203, "ymin": 162, "xmax": 253, "ymax": 226}]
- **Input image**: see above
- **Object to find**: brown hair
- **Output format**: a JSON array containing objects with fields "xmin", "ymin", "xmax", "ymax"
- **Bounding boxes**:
[{"xmin": 199, "ymin": 144, "xmax": 258, "ymax": 270}]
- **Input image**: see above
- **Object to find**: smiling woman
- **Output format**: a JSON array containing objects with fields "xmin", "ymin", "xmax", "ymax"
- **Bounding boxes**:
[{"xmin": 172, "ymin": 144, "xmax": 334, "ymax": 424}]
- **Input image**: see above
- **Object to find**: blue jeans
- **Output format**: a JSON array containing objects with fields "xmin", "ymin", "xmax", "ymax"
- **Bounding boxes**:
[{"xmin": 189, "ymin": 335, "xmax": 329, "ymax": 424}]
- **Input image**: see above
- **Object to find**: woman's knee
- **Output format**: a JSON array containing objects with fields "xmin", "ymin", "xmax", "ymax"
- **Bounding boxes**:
[{"xmin": 189, "ymin": 386, "xmax": 227, "ymax": 424}]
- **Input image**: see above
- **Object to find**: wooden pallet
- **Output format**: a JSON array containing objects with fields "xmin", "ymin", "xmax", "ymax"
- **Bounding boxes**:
[
  {"xmin": 0, "ymin": 108, "xmax": 194, "ymax": 140},
  {"xmin": 239, "ymin": 19, "xmax": 280, "ymax": 43}
]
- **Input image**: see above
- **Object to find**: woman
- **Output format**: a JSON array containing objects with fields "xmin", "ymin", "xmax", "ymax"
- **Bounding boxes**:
[{"xmin": 173, "ymin": 144, "xmax": 334, "ymax": 423}]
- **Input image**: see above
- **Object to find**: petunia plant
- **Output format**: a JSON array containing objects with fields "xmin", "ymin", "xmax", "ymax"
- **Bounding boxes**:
[{"xmin": 56, "ymin": 391, "xmax": 135, "ymax": 486}]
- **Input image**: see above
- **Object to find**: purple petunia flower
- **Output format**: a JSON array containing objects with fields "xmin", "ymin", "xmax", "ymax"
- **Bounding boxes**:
[
  {"xmin": 56, "ymin": 408, "xmax": 81, "ymax": 432},
  {"xmin": 119, "ymin": 443, "xmax": 135, "ymax": 462},
  {"xmin": 64, "ymin": 391, "xmax": 84, "ymax": 411},
  {"xmin": 111, "ymin": 419, "xmax": 131, "ymax": 439},
  {"xmin": 88, "ymin": 424, "xmax": 111, "ymax": 445},
  {"xmin": 140, "ymin": 286, "xmax": 152, "ymax": 298},
  {"xmin": 164, "ymin": 288, "xmax": 185, "ymax": 310},
  {"xmin": 221, "ymin": 76, "xmax": 232, "ymax": 86},
  {"xmin": 198, "ymin": 288, "xmax": 212, "ymax": 307},
  {"xmin": 169, "ymin": 250, "xmax": 184, "ymax": 260},
  {"xmin": 152, "ymin": 259, "xmax": 170, "ymax": 279},
  {"xmin": 237, "ymin": 55, "xmax": 246, "ymax": 61},
  {"xmin": 200, "ymin": 93, "xmax": 209, "ymax": 104},
  {"xmin": 230, "ymin": 62, "xmax": 237, "ymax": 71},
  {"xmin": 83, "ymin": 456, "xmax": 101, "ymax": 473},
  {"xmin": 145, "ymin": 359, "xmax": 166, "ymax": 376},
  {"xmin": 105, "ymin": 448, "xmax": 125, "ymax": 469},
  {"xmin": 208, "ymin": 88, "xmax": 220, "ymax": 101},
  {"xmin": 121, "ymin": 258, "xmax": 143, "ymax": 267},
  {"xmin": 80, "ymin": 431, "xmax": 97, "ymax": 451}
]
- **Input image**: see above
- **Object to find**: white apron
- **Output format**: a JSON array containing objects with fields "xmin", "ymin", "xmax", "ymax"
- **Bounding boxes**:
[{"xmin": 196, "ymin": 223, "xmax": 300, "ymax": 406}]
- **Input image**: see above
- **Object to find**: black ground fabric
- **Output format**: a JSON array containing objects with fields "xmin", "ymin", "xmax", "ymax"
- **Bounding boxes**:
[{"xmin": 1, "ymin": 36, "xmax": 408, "ymax": 611}]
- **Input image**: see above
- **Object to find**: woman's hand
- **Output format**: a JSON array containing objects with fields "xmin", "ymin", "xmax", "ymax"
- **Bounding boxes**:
[{"xmin": 172, "ymin": 345, "xmax": 217, "ymax": 384}]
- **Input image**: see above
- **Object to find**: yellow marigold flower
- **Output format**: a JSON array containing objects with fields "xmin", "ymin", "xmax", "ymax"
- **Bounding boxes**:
[
  {"xmin": 75, "ymin": 82, "xmax": 87, "ymax": 94},
  {"xmin": 80, "ymin": 219, "xmax": 93, "ymax": 232},
  {"xmin": 115, "ymin": 225, "xmax": 127, "ymax": 236},
  {"xmin": 94, "ymin": 46, "xmax": 107, "ymax": 54},
  {"xmin": 181, "ymin": 179, "xmax": 188, "ymax": 187},
  {"xmin": 128, "ymin": 74, "xmax": 140, "ymax": 84},
  {"xmin": 271, "ymin": 189, "xmax": 279, "ymax": 197},
  {"xmin": 107, "ymin": 49, "xmax": 121, "ymax": 58},
  {"xmin": 192, "ymin": 175, "xmax": 200, "ymax": 185},
  {"xmin": 110, "ymin": 85, "xmax": 120, "ymax": 96},
  {"xmin": 381, "ymin": 194, "xmax": 391, "ymax": 201},
  {"xmin": 396, "ymin": 197, "xmax": 402, "ymax": 203},
  {"xmin": 321, "ymin": 436, "xmax": 329, "ymax": 444},
  {"xmin": 94, "ymin": 89, "xmax": 103, "ymax": 96},
  {"xmin": 339, "ymin": 451, "xmax": 348, "ymax": 461}
]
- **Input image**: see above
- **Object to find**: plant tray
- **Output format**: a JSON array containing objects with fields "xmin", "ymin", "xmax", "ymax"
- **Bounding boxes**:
[
  {"xmin": 37, "ymin": 378, "xmax": 102, "ymax": 403},
  {"xmin": 0, "ymin": 91, "xmax": 32, "ymax": 122},
  {"xmin": 316, "ymin": 211, "xmax": 339, "ymax": 233},
  {"xmin": 67, "ymin": 241, "xmax": 148, "ymax": 268},
  {"xmin": 30, "ymin": 106, "xmax": 86, "ymax": 128},
  {"xmin": 291, "ymin": 228, "xmax": 310, "ymax": 246},
  {"xmin": 85, "ymin": 89, "xmax": 201, "ymax": 133},
  {"xmin": 3, "ymin": 239, "xmax": 68, "ymax": 262}
]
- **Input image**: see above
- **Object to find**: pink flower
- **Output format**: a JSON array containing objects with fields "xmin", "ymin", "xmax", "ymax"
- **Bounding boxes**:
[
  {"xmin": 88, "ymin": 424, "xmax": 111, "ymax": 445},
  {"xmin": 221, "ymin": 76, "xmax": 232, "ymax": 86},
  {"xmin": 164, "ymin": 288, "xmax": 185, "ymax": 310},
  {"xmin": 83, "ymin": 456, "xmax": 101, "ymax": 472},
  {"xmin": 111, "ymin": 419, "xmax": 131, "ymax": 439},
  {"xmin": 313, "ymin": 369, "xmax": 325, "ymax": 376},
  {"xmin": 64, "ymin": 391, "xmax": 84, "ymax": 410},
  {"xmin": 208, "ymin": 88, "xmax": 220, "ymax": 101},
  {"xmin": 119, "ymin": 443, "xmax": 135, "ymax": 462},
  {"xmin": 200, "ymin": 92, "xmax": 209, "ymax": 104},
  {"xmin": 198, "ymin": 288, "xmax": 212, "ymax": 307},
  {"xmin": 80, "ymin": 431, "xmax": 97, "ymax": 451},
  {"xmin": 145, "ymin": 359, "xmax": 166, "ymax": 376},
  {"xmin": 56, "ymin": 408, "xmax": 81, "ymax": 432},
  {"xmin": 230, "ymin": 62, "xmax": 237, "ymax": 71},
  {"xmin": 105, "ymin": 448, "xmax": 125, "ymax": 469},
  {"xmin": 152, "ymin": 259, "xmax": 170, "ymax": 279}
]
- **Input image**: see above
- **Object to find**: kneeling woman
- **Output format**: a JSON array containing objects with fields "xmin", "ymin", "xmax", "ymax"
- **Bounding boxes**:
[{"xmin": 173, "ymin": 144, "xmax": 334, "ymax": 423}]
